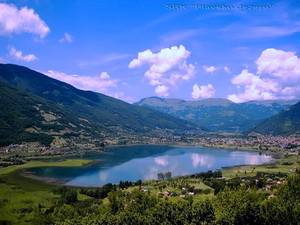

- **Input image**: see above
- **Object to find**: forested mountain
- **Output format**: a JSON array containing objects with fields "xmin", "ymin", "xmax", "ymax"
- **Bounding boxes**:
[
  {"xmin": 136, "ymin": 97, "xmax": 297, "ymax": 133},
  {"xmin": 251, "ymin": 101, "xmax": 300, "ymax": 135},
  {"xmin": 0, "ymin": 64, "xmax": 201, "ymax": 146}
]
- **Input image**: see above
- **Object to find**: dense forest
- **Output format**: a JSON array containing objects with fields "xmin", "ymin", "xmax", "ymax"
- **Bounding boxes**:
[{"xmin": 30, "ymin": 173, "xmax": 300, "ymax": 225}]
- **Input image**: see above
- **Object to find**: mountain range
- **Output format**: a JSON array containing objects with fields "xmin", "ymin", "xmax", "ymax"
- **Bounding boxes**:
[
  {"xmin": 0, "ymin": 63, "xmax": 299, "ymax": 147},
  {"xmin": 0, "ymin": 64, "xmax": 200, "ymax": 146},
  {"xmin": 252, "ymin": 101, "xmax": 300, "ymax": 135},
  {"xmin": 136, "ymin": 97, "xmax": 298, "ymax": 133}
]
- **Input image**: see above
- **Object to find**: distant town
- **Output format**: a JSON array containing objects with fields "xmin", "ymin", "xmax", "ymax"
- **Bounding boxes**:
[{"xmin": 1, "ymin": 134, "xmax": 299, "ymax": 167}]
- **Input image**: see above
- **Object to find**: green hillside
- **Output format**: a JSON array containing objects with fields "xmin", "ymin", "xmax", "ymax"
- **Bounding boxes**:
[
  {"xmin": 251, "ymin": 101, "xmax": 300, "ymax": 135},
  {"xmin": 136, "ymin": 97, "xmax": 297, "ymax": 133},
  {"xmin": 0, "ymin": 81, "xmax": 112, "ymax": 146},
  {"xmin": 0, "ymin": 64, "xmax": 201, "ymax": 146}
]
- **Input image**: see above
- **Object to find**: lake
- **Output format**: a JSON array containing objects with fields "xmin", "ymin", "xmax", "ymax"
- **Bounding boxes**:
[{"xmin": 30, "ymin": 145, "xmax": 273, "ymax": 187}]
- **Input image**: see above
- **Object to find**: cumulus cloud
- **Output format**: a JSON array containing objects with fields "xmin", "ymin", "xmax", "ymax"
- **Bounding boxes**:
[
  {"xmin": 227, "ymin": 69, "xmax": 279, "ymax": 103},
  {"xmin": 9, "ymin": 47, "xmax": 37, "ymax": 62},
  {"xmin": 155, "ymin": 85, "xmax": 169, "ymax": 97},
  {"xmin": 228, "ymin": 48, "xmax": 300, "ymax": 103},
  {"xmin": 256, "ymin": 48, "xmax": 300, "ymax": 81},
  {"xmin": 129, "ymin": 45, "xmax": 195, "ymax": 96},
  {"xmin": 45, "ymin": 70, "xmax": 118, "ymax": 92},
  {"xmin": 192, "ymin": 84, "xmax": 215, "ymax": 99},
  {"xmin": 202, "ymin": 65, "xmax": 217, "ymax": 73},
  {"xmin": 0, "ymin": 3, "xmax": 49, "ymax": 38},
  {"xmin": 59, "ymin": 32, "xmax": 73, "ymax": 43}
]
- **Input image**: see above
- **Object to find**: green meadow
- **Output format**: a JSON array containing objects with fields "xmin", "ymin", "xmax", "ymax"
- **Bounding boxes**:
[{"xmin": 0, "ymin": 159, "xmax": 91, "ymax": 225}]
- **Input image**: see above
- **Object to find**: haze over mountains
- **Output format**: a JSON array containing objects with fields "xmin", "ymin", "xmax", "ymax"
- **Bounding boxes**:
[
  {"xmin": 0, "ymin": 64, "xmax": 199, "ymax": 146},
  {"xmin": 136, "ymin": 97, "xmax": 298, "ymax": 133}
]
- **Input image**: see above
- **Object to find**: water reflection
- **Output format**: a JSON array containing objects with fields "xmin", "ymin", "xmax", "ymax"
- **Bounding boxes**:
[
  {"xmin": 230, "ymin": 151, "xmax": 272, "ymax": 165},
  {"xmin": 30, "ymin": 146, "xmax": 273, "ymax": 187},
  {"xmin": 154, "ymin": 157, "xmax": 168, "ymax": 166},
  {"xmin": 191, "ymin": 153, "xmax": 215, "ymax": 168}
]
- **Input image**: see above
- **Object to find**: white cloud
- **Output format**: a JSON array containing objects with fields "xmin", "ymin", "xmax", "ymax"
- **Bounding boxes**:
[
  {"xmin": 46, "ymin": 70, "xmax": 132, "ymax": 102},
  {"xmin": 228, "ymin": 69, "xmax": 279, "ymax": 103},
  {"xmin": 111, "ymin": 91, "xmax": 134, "ymax": 103},
  {"xmin": 203, "ymin": 65, "xmax": 230, "ymax": 74},
  {"xmin": 45, "ymin": 70, "xmax": 118, "ymax": 92},
  {"xmin": 256, "ymin": 48, "xmax": 300, "ymax": 81},
  {"xmin": 192, "ymin": 84, "xmax": 215, "ymax": 99},
  {"xmin": 155, "ymin": 85, "xmax": 169, "ymax": 97},
  {"xmin": 228, "ymin": 48, "xmax": 300, "ymax": 103},
  {"xmin": 0, "ymin": 3, "xmax": 49, "ymax": 38},
  {"xmin": 9, "ymin": 47, "xmax": 37, "ymax": 62},
  {"xmin": 202, "ymin": 65, "xmax": 217, "ymax": 73},
  {"xmin": 59, "ymin": 32, "xmax": 73, "ymax": 43},
  {"xmin": 129, "ymin": 45, "xmax": 195, "ymax": 96},
  {"xmin": 224, "ymin": 66, "xmax": 230, "ymax": 73}
]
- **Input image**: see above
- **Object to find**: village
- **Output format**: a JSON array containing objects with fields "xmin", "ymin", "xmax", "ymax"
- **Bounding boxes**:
[
  {"xmin": 1, "ymin": 134, "xmax": 300, "ymax": 167},
  {"xmin": 117, "ymin": 169, "xmax": 291, "ymax": 200}
]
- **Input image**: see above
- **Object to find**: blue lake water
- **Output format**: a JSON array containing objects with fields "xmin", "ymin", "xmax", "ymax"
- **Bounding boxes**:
[{"xmin": 30, "ymin": 145, "xmax": 273, "ymax": 187}]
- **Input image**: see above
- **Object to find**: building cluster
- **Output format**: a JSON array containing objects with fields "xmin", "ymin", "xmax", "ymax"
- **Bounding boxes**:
[{"xmin": 1, "ymin": 134, "xmax": 299, "ymax": 162}]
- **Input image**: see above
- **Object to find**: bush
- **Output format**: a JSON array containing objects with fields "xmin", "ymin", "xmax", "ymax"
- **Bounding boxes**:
[
  {"xmin": 62, "ymin": 190, "xmax": 78, "ymax": 204},
  {"xmin": 53, "ymin": 186, "xmax": 78, "ymax": 204}
]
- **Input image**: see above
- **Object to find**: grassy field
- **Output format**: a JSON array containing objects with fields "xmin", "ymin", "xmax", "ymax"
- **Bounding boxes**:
[
  {"xmin": 128, "ymin": 178, "xmax": 212, "ymax": 193},
  {"xmin": 0, "ymin": 159, "xmax": 91, "ymax": 176},
  {"xmin": 0, "ymin": 159, "xmax": 91, "ymax": 225},
  {"xmin": 223, "ymin": 154, "xmax": 299, "ymax": 178}
]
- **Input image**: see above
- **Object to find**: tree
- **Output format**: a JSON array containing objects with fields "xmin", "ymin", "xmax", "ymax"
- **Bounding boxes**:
[
  {"xmin": 191, "ymin": 200, "xmax": 215, "ymax": 225},
  {"xmin": 62, "ymin": 189, "xmax": 78, "ymax": 204},
  {"xmin": 214, "ymin": 188, "xmax": 263, "ymax": 225}
]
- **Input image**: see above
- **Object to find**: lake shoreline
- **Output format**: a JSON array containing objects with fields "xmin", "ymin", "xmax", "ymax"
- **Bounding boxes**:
[
  {"xmin": 22, "ymin": 157, "xmax": 278, "ymax": 188},
  {"xmin": 19, "ymin": 145, "xmax": 277, "ymax": 188},
  {"xmin": 21, "ymin": 170, "xmax": 67, "ymax": 185},
  {"xmin": 105, "ymin": 142, "xmax": 283, "ymax": 155},
  {"xmin": 104, "ymin": 143, "xmax": 282, "ymax": 163}
]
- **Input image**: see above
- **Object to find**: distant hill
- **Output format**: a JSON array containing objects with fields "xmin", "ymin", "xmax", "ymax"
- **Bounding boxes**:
[
  {"xmin": 136, "ymin": 97, "xmax": 298, "ymax": 133},
  {"xmin": 0, "ymin": 64, "xmax": 201, "ymax": 146},
  {"xmin": 251, "ymin": 101, "xmax": 300, "ymax": 135}
]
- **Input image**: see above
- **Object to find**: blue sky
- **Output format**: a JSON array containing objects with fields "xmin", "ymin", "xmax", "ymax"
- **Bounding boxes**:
[{"xmin": 0, "ymin": 0, "xmax": 300, "ymax": 103}]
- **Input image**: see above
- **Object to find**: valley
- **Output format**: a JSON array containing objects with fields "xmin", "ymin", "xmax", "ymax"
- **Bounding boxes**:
[
  {"xmin": 1, "ymin": 1, "xmax": 300, "ymax": 224},
  {"xmin": 0, "ymin": 63, "xmax": 299, "ymax": 224}
]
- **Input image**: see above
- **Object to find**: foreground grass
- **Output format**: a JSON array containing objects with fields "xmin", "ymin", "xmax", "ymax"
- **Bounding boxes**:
[
  {"xmin": 223, "ymin": 154, "xmax": 299, "ymax": 178},
  {"xmin": 0, "ymin": 159, "xmax": 91, "ymax": 225}
]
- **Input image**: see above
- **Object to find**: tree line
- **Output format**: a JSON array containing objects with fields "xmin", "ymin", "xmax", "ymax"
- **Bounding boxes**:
[{"xmin": 31, "ymin": 173, "xmax": 300, "ymax": 225}]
